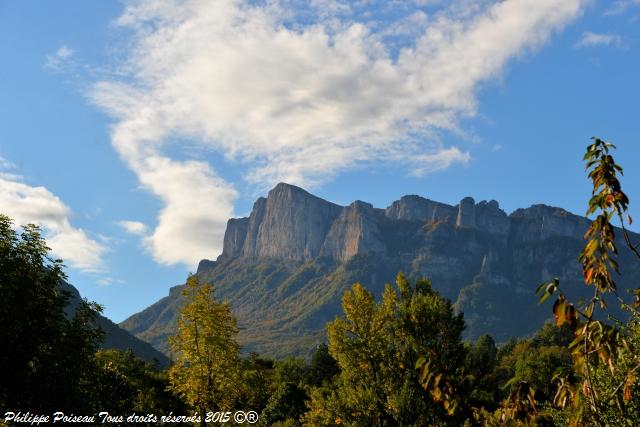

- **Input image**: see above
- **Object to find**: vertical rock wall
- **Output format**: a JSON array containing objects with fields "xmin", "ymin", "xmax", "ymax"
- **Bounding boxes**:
[
  {"xmin": 456, "ymin": 197, "xmax": 476, "ymax": 228},
  {"xmin": 205, "ymin": 184, "xmax": 595, "ymax": 265}
]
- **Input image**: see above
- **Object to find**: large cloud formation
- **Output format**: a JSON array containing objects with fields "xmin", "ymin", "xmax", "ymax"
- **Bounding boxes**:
[
  {"xmin": 0, "ymin": 170, "xmax": 106, "ymax": 272},
  {"xmin": 92, "ymin": 0, "xmax": 586, "ymax": 267}
]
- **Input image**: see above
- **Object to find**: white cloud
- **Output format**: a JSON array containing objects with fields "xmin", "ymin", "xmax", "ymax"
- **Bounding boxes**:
[
  {"xmin": 45, "ymin": 45, "xmax": 75, "ymax": 71},
  {"xmin": 379, "ymin": 11, "xmax": 430, "ymax": 38},
  {"xmin": 0, "ymin": 156, "xmax": 16, "ymax": 170},
  {"xmin": 96, "ymin": 277, "xmax": 124, "ymax": 287},
  {"xmin": 137, "ymin": 157, "xmax": 237, "ymax": 266},
  {"xmin": 91, "ymin": 0, "xmax": 586, "ymax": 268},
  {"xmin": 575, "ymin": 31, "xmax": 623, "ymax": 48},
  {"xmin": 604, "ymin": 0, "xmax": 640, "ymax": 16},
  {"xmin": 0, "ymin": 172, "xmax": 107, "ymax": 272},
  {"xmin": 118, "ymin": 220, "xmax": 148, "ymax": 235},
  {"xmin": 309, "ymin": 0, "xmax": 351, "ymax": 18},
  {"xmin": 409, "ymin": 147, "xmax": 472, "ymax": 176}
]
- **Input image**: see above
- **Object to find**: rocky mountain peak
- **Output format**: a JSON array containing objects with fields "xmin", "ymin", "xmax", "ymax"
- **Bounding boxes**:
[
  {"xmin": 456, "ymin": 196, "xmax": 476, "ymax": 228},
  {"xmin": 232, "ymin": 183, "xmax": 342, "ymax": 261},
  {"xmin": 349, "ymin": 200, "xmax": 375, "ymax": 211},
  {"xmin": 385, "ymin": 195, "xmax": 456, "ymax": 222},
  {"xmin": 320, "ymin": 199, "xmax": 387, "ymax": 261},
  {"xmin": 269, "ymin": 182, "xmax": 315, "ymax": 200},
  {"xmin": 509, "ymin": 204, "xmax": 590, "ymax": 241},
  {"xmin": 210, "ymin": 184, "xmax": 599, "ymax": 265}
]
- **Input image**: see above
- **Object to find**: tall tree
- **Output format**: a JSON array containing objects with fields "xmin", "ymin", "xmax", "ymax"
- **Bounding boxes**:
[
  {"xmin": 304, "ymin": 273, "xmax": 467, "ymax": 426},
  {"xmin": 0, "ymin": 215, "xmax": 103, "ymax": 412},
  {"xmin": 168, "ymin": 275, "xmax": 241, "ymax": 425}
]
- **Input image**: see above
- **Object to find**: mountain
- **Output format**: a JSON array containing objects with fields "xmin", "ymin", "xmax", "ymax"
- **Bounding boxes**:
[
  {"xmin": 120, "ymin": 183, "xmax": 640, "ymax": 358},
  {"xmin": 61, "ymin": 281, "xmax": 170, "ymax": 367}
]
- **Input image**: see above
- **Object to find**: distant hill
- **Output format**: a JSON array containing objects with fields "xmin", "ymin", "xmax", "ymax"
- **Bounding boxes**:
[
  {"xmin": 120, "ymin": 183, "xmax": 640, "ymax": 359},
  {"xmin": 61, "ymin": 281, "xmax": 170, "ymax": 367}
]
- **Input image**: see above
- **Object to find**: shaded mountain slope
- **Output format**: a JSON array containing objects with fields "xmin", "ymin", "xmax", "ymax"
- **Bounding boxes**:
[{"xmin": 62, "ymin": 281, "xmax": 170, "ymax": 367}]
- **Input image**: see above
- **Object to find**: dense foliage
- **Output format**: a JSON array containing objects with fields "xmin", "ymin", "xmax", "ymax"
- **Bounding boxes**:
[
  {"xmin": 0, "ymin": 216, "xmax": 184, "ymax": 420},
  {"xmin": 0, "ymin": 216, "xmax": 103, "ymax": 412},
  {"xmin": 304, "ymin": 274, "xmax": 468, "ymax": 426},
  {"xmin": 168, "ymin": 275, "xmax": 242, "ymax": 423}
]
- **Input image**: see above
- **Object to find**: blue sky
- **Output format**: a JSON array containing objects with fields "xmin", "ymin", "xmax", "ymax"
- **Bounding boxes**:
[{"xmin": 1, "ymin": 0, "xmax": 639, "ymax": 322}]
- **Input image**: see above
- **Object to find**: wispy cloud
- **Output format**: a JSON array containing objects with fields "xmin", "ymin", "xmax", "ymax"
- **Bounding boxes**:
[
  {"xmin": 91, "ymin": 0, "xmax": 587, "ymax": 268},
  {"xmin": 0, "ymin": 156, "xmax": 16, "ymax": 170},
  {"xmin": 96, "ymin": 277, "xmax": 124, "ymax": 287},
  {"xmin": 604, "ymin": 0, "xmax": 640, "ymax": 16},
  {"xmin": 575, "ymin": 31, "xmax": 623, "ymax": 48},
  {"xmin": 118, "ymin": 220, "xmax": 148, "ymax": 236},
  {"xmin": 45, "ymin": 45, "xmax": 75, "ymax": 71},
  {"xmin": 0, "ymin": 168, "xmax": 107, "ymax": 272},
  {"xmin": 379, "ymin": 11, "xmax": 430, "ymax": 39}
]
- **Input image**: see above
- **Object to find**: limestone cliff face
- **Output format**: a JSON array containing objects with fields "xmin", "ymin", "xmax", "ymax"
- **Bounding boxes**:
[
  {"xmin": 221, "ymin": 217, "xmax": 249, "ymax": 258},
  {"xmin": 320, "ymin": 201, "xmax": 387, "ymax": 261},
  {"xmin": 456, "ymin": 197, "xmax": 477, "ymax": 228},
  {"xmin": 509, "ymin": 205, "xmax": 591, "ymax": 242},
  {"xmin": 241, "ymin": 196, "xmax": 267, "ymax": 258},
  {"xmin": 476, "ymin": 200, "xmax": 510, "ymax": 236},
  {"xmin": 216, "ymin": 185, "xmax": 589, "ymax": 264},
  {"xmin": 241, "ymin": 183, "xmax": 342, "ymax": 261},
  {"xmin": 385, "ymin": 195, "xmax": 456, "ymax": 223},
  {"xmin": 220, "ymin": 186, "xmax": 517, "ymax": 265}
]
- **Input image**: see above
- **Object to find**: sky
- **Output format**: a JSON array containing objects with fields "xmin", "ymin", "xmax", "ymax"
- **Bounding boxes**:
[{"xmin": 1, "ymin": 0, "xmax": 639, "ymax": 323}]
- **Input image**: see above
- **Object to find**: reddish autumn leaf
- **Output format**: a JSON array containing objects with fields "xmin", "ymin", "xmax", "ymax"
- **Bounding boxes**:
[
  {"xmin": 584, "ymin": 267, "xmax": 594, "ymax": 284},
  {"xmin": 624, "ymin": 384, "xmax": 632, "ymax": 402},
  {"xmin": 623, "ymin": 372, "xmax": 635, "ymax": 402}
]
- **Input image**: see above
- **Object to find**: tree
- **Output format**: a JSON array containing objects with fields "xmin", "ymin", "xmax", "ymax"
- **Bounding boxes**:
[
  {"xmin": 90, "ymin": 349, "xmax": 187, "ymax": 414},
  {"xmin": 260, "ymin": 382, "xmax": 308, "ymax": 426},
  {"xmin": 273, "ymin": 357, "xmax": 309, "ymax": 387},
  {"xmin": 304, "ymin": 273, "xmax": 467, "ymax": 426},
  {"xmin": 466, "ymin": 334, "xmax": 500, "ymax": 410},
  {"xmin": 533, "ymin": 138, "xmax": 640, "ymax": 426},
  {"xmin": 588, "ymin": 318, "xmax": 640, "ymax": 426},
  {"xmin": 0, "ymin": 215, "xmax": 103, "ymax": 412},
  {"xmin": 511, "ymin": 344, "xmax": 572, "ymax": 400},
  {"xmin": 168, "ymin": 275, "xmax": 241, "ymax": 425},
  {"xmin": 236, "ymin": 354, "xmax": 273, "ymax": 415},
  {"xmin": 307, "ymin": 344, "xmax": 339, "ymax": 387}
]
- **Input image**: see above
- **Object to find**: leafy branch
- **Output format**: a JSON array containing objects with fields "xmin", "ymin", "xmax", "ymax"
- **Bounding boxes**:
[{"xmin": 536, "ymin": 137, "xmax": 640, "ymax": 426}]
